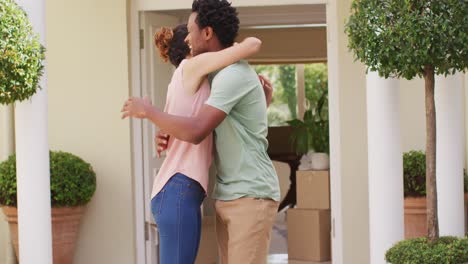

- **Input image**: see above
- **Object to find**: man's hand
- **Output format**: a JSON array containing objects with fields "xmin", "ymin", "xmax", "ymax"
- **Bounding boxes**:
[
  {"xmin": 121, "ymin": 96, "xmax": 152, "ymax": 119},
  {"xmin": 155, "ymin": 131, "xmax": 169, "ymax": 158},
  {"xmin": 259, "ymin": 75, "xmax": 273, "ymax": 107}
]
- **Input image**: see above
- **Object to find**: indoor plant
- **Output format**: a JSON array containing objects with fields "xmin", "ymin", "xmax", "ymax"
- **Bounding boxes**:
[
  {"xmin": 0, "ymin": 151, "xmax": 97, "ymax": 263},
  {"xmin": 346, "ymin": 0, "xmax": 467, "ymax": 244},
  {"xmin": 287, "ymin": 89, "xmax": 329, "ymax": 170}
]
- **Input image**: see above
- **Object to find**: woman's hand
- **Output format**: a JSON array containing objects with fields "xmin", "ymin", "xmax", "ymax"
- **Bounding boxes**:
[
  {"xmin": 155, "ymin": 131, "xmax": 169, "ymax": 158},
  {"xmin": 259, "ymin": 75, "xmax": 273, "ymax": 107},
  {"xmin": 121, "ymin": 96, "xmax": 152, "ymax": 119}
]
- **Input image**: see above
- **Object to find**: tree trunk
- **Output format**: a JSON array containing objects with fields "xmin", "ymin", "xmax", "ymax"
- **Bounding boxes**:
[{"xmin": 424, "ymin": 65, "xmax": 439, "ymax": 242}]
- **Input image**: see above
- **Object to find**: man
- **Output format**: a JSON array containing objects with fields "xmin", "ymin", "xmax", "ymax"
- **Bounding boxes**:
[{"xmin": 123, "ymin": 0, "xmax": 279, "ymax": 263}]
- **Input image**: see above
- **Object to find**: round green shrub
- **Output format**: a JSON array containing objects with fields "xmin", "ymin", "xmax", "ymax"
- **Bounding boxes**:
[
  {"xmin": 385, "ymin": 236, "xmax": 468, "ymax": 264},
  {"xmin": 0, "ymin": 151, "xmax": 96, "ymax": 207},
  {"xmin": 0, "ymin": 0, "xmax": 45, "ymax": 105},
  {"xmin": 403, "ymin": 150, "xmax": 426, "ymax": 197}
]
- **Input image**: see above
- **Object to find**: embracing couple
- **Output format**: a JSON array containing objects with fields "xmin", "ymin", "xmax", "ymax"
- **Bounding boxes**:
[{"xmin": 122, "ymin": 0, "xmax": 280, "ymax": 263}]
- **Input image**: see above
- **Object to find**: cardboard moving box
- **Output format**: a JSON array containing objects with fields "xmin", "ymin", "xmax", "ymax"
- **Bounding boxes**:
[
  {"xmin": 297, "ymin": 170, "xmax": 330, "ymax": 209},
  {"xmin": 287, "ymin": 208, "xmax": 331, "ymax": 262}
]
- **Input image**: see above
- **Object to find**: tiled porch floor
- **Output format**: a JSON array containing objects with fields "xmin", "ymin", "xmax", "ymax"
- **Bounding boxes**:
[{"xmin": 268, "ymin": 254, "xmax": 331, "ymax": 264}]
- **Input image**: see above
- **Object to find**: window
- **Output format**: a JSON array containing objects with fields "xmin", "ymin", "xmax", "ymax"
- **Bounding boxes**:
[{"xmin": 254, "ymin": 63, "xmax": 328, "ymax": 127}]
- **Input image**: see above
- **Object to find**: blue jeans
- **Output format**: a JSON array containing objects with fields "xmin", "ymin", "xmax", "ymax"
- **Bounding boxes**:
[{"xmin": 151, "ymin": 173, "xmax": 206, "ymax": 264}]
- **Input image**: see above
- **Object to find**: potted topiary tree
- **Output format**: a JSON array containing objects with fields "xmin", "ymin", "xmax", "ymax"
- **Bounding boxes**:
[
  {"xmin": 0, "ymin": 151, "xmax": 97, "ymax": 263},
  {"xmin": 346, "ymin": 0, "xmax": 467, "ymax": 261},
  {"xmin": 0, "ymin": 0, "xmax": 45, "ymax": 104},
  {"xmin": 346, "ymin": 0, "xmax": 467, "ymax": 239}
]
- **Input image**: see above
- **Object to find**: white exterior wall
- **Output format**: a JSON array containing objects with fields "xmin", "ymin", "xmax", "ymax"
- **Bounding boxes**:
[
  {"xmin": 45, "ymin": 0, "xmax": 134, "ymax": 263},
  {"xmin": 400, "ymin": 78, "xmax": 426, "ymax": 152},
  {"xmin": 334, "ymin": 1, "xmax": 370, "ymax": 262}
]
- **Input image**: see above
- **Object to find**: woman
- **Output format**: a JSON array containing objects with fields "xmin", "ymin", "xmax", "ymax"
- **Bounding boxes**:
[{"xmin": 124, "ymin": 24, "xmax": 263, "ymax": 264}]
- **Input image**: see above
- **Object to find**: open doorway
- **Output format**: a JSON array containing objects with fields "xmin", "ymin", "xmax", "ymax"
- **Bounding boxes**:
[
  {"xmin": 130, "ymin": 3, "xmax": 337, "ymax": 264},
  {"xmin": 241, "ymin": 23, "xmax": 329, "ymax": 264}
]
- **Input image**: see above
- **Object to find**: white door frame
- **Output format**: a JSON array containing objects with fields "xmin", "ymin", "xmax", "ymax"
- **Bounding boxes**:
[
  {"xmin": 128, "ymin": 1, "xmax": 343, "ymax": 263},
  {"xmin": 326, "ymin": 1, "xmax": 343, "ymax": 262},
  {"xmin": 128, "ymin": 1, "xmax": 145, "ymax": 263}
]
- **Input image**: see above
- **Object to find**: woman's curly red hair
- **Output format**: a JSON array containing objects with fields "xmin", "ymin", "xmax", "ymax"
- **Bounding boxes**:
[
  {"xmin": 153, "ymin": 25, "xmax": 190, "ymax": 67},
  {"xmin": 154, "ymin": 27, "xmax": 174, "ymax": 63}
]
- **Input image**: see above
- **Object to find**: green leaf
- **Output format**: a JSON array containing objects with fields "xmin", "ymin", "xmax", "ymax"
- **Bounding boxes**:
[
  {"xmin": 0, "ymin": 0, "xmax": 45, "ymax": 105},
  {"xmin": 0, "ymin": 151, "xmax": 96, "ymax": 207}
]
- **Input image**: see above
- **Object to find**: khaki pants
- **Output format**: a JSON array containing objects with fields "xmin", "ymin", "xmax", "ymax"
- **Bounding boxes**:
[{"xmin": 214, "ymin": 197, "xmax": 279, "ymax": 264}]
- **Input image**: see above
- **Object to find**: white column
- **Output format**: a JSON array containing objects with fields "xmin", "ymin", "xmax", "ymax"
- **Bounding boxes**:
[
  {"xmin": 435, "ymin": 73, "xmax": 465, "ymax": 237},
  {"xmin": 14, "ymin": 1, "xmax": 52, "ymax": 263},
  {"xmin": 0, "ymin": 104, "xmax": 16, "ymax": 264},
  {"xmin": 367, "ymin": 72, "xmax": 404, "ymax": 264}
]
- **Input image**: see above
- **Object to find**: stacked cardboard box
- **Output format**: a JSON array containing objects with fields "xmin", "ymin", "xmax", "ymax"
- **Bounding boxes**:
[{"xmin": 288, "ymin": 170, "xmax": 331, "ymax": 262}]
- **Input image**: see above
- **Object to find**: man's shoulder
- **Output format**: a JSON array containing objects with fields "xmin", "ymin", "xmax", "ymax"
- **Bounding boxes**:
[
  {"xmin": 213, "ymin": 61, "xmax": 254, "ymax": 81},
  {"xmin": 217, "ymin": 60, "xmax": 251, "ymax": 75}
]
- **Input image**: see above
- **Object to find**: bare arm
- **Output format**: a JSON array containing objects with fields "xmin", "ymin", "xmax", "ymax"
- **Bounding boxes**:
[
  {"xmin": 183, "ymin": 37, "xmax": 262, "ymax": 93},
  {"xmin": 122, "ymin": 97, "xmax": 226, "ymax": 144}
]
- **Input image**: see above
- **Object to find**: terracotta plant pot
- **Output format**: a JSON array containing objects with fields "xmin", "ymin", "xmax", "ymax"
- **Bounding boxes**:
[
  {"xmin": 404, "ymin": 194, "xmax": 468, "ymax": 238},
  {"xmin": 2, "ymin": 206, "xmax": 85, "ymax": 264},
  {"xmin": 404, "ymin": 197, "xmax": 427, "ymax": 238}
]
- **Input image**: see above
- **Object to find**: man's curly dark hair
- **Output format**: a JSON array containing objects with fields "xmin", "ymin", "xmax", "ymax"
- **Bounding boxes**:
[{"xmin": 192, "ymin": 0, "xmax": 239, "ymax": 48}]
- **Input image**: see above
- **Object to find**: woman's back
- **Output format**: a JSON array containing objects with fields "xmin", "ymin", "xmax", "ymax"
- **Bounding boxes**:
[{"xmin": 151, "ymin": 59, "xmax": 212, "ymax": 199}]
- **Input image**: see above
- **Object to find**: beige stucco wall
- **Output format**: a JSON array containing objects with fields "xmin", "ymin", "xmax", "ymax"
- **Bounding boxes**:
[
  {"xmin": 336, "ymin": 1, "xmax": 370, "ymax": 262},
  {"xmin": 400, "ymin": 74, "xmax": 468, "ymax": 162},
  {"xmin": 0, "ymin": 108, "xmax": 5, "ymax": 159},
  {"xmin": 400, "ymin": 78, "xmax": 426, "ymax": 152},
  {"xmin": 45, "ymin": 0, "xmax": 134, "ymax": 263}
]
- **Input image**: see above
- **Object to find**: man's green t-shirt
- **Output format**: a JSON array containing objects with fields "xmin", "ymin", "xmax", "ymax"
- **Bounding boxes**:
[{"xmin": 206, "ymin": 60, "xmax": 280, "ymax": 201}]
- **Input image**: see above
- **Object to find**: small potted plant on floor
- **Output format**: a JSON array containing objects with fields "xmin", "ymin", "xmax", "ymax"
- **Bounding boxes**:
[
  {"xmin": 288, "ymin": 89, "xmax": 329, "ymax": 170},
  {"xmin": 0, "ymin": 151, "xmax": 97, "ymax": 263}
]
